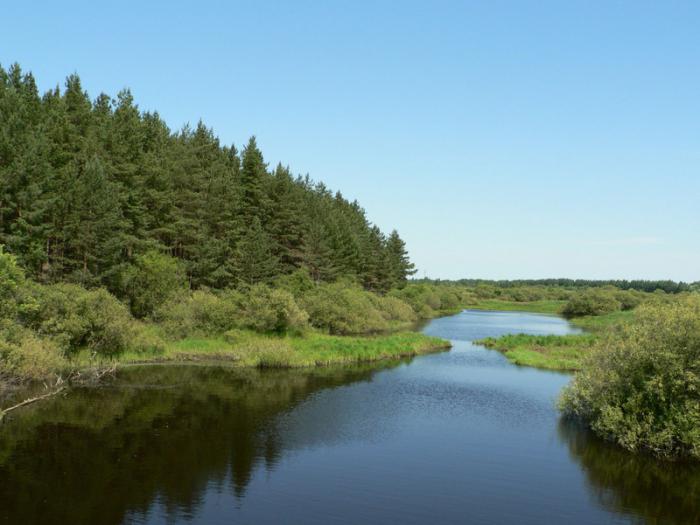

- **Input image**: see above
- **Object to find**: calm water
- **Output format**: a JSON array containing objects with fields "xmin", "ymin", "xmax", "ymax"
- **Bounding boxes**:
[{"xmin": 1, "ymin": 310, "xmax": 698, "ymax": 524}]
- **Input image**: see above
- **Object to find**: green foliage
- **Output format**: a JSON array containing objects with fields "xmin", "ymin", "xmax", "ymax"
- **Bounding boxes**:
[
  {"xmin": 0, "ymin": 321, "xmax": 67, "ymax": 381},
  {"xmin": 121, "ymin": 250, "xmax": 187, "ymax": 318},
  {"xmin": 613, "ymin": 289, "xmax": 645, "ymax": 311},
  {"xmin": 0, "ymin": 65, "xmax": 415, "ymax": 294},
  {"xmin": 389, "ymin": 283, "xmax": 449, "ymax": 317},
  {"xmin": 156, "ymin": 289, "xmax": 239, "ymax": 339},
  {"xmin": 273, "ymin": 267, "xmax": 316, "ymax": 297},
  {"xmin": 562, "ymin": 289, "xmax": 622, "ymax": 318},
  {"xmin": 121, "ymin": 330, "xmax": 449, "ymax": 369},
  {"xmin": 18, "ymin": 282, "xmax": 160, "ymax": 357},
  {"xmin": 0, "ymin": 246, "xmax": 25, "ymax": 318},
  {"xmin": 478, "ymin": 333, "xmax": 597, "ymax": 371},
  {"xmin": 559, "ymin": 297, "xmax": 700, "ymax": 459},
  {"xmin": 370, "ymin": 295, "xmax": 417, "ymax": 323},
  {"xmin": 232, "ymin": 217, "xmax": 279, "ymax": 286},
  {"xmin": 301, "ymin": 282, "xmax": 389, "ymax": 335},
  {"xmin": 236, "ymin": 284, "xmax": 309, "ymax": 334}
]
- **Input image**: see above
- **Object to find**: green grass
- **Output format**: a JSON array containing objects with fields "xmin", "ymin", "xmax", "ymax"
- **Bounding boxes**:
[
  {"xmin": 475, "ymin": 309, "xmax": 636, "ymax": 372},
  {"xmin": 76, "ymin": 330, "xmax": 451, "ymax": 369},
  {"xmin": 466, "ymin": 299, "xmax": 566, "ymax": 315},
  {"xmin": 477, "ymin": 333, "xmax": 597, "ymax": 371},
  {"xmin": 569, "ymin": 310, "xmax": 634, "ymax": 333}
]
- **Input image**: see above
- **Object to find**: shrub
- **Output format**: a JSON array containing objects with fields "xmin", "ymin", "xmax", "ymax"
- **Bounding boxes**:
[
  {"xmin": 157, "ymin": 289, "xmax": 239, "ymax": 338},
  {"xmin": 273, "ymin": 268, "xmax": 315, "ymax": 298},
  {"xmin": 18, "ymin": 283, "xmax": 152, "ymax": 357},
  {"xmin": 559, "ymin": 297, "xmax": 700, "ymax": 459},
  {"xmin": 562, "ymin": 289, "xmax": 621, "ymax": 318},
  {"xmin": 438, "ymin": 288, "xmax": 461, "ymax": 310},
  {"xmin": 0, "ymin": 322, "xmax": 68, "ymax": 381},
  {"xmin": 237, "ymin": 284, "xmax": 308, "ymax": 334},
  {"xmin": 301, "ymin": 283, "xmax": 388, "ymax": 335},
  {"xmin": 120, "ymin": 250, "xmax": 188, "ymax": 318},
  {"xmin": 370, "ymin": 295, "xmax": 417, "ymax": 322},
  {"xmin": 614, "ymin": 289, "xmax": 645, "ymax": 311},
  {"xmin": 389, "ymin": 284, "xmax": 444, "ymax": 317}
]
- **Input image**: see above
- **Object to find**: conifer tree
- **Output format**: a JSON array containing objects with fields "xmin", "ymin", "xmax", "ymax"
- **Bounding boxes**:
[
  {"xmin": 386, "ymin": 230, "xmax": 416, "ymax": 288},
  {"xmin": 0, "ymin": 65, "xmax": 418, "ymax": 294},
  {"xmin": 233, "ymin": 217, "xmax": 279, "ymax": 286}
]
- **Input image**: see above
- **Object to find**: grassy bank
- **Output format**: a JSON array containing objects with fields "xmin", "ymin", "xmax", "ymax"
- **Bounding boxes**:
[
  {"xmin": 477, "ymin": 334, "xmax": 597, "ymax": 371},
  {"xmin": 475, "ymin": 309, "xmax": 634, "ymax": 372},
  {"xmin": 465, "ymin": 299, "xmax": 566, "ymax": 315},
  {"xmin": 569, "ymin": 310, "xmax": 634, "ymax": 333},
  {"xmin": 72, "ymin": 331, "xmax": 451, "ymax": 370}
]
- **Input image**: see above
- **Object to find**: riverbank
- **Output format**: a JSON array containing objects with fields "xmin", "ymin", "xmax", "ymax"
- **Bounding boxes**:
[
  {"xmin": 475, "ymin": 308, "xmax": 634, "ymax": 372},
  {"xmin": 0, "ymin": 330, "xmax": 451, "ymax": 408},
  {"xmin": 80, "ymin": 331, "xmax": 451, "ymax": 369},
  {"xmin": 465, "ymin": 299, "xmax": 566, "ymax": 315}
]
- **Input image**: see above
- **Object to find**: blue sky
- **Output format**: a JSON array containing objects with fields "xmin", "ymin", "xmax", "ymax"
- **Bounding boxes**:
[{"xmin": 3, "ymin": 1, "xmax": 698, "ymax": 281}]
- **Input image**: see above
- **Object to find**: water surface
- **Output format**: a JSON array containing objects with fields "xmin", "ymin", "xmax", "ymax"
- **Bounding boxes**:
[{"xmin": 1, "ymin": 310, "xmax": 698, "ymax": 524}]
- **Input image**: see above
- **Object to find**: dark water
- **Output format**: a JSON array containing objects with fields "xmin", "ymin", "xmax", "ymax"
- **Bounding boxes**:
[{"xmin": 1, "ymin": 310, "xmax": 699, "ymax": 525}]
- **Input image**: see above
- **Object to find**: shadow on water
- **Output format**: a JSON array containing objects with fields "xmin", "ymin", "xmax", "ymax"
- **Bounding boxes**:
[
  {"xmin": 0, "ymin": 361, "xmax": 408, "ymax": 525},
  {"xmin": 558, "ymin": 419, "xmax": 700, "ymax": 525},
  {"xmin": 3, "ymin": 310, "xmax": 700, "ymax": 525}
]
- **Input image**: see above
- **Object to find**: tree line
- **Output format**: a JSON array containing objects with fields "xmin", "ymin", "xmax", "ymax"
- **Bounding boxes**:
[
  {"xmin": 424, "ymin": 278, "xmax": 692, "ymax": 294},
  {"xmin": 0, "ymin": 63, "xmax": 415, "ymax": 297}
]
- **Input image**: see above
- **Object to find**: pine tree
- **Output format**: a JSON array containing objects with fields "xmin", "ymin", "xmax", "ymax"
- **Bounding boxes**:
[
  {"xmin": 233, "ymin": 217, "xmax": 279, "ymax": 286},
  {"xmin": 386, "ymin": 230, "xmax": 416, "ymax": 288},
  {"xmin": 239, "ymin": 136, "xmax": 268, "ymax": 224},
  {"xmin": 64, "ymin": 156, "xmax": 124, "ymax": 284},
  {"xmin": 0, "ymin": 65, "xmax": 418, "ymax": 294}
]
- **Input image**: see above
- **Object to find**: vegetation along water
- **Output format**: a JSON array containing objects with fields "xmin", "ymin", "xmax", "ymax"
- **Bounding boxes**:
[{"xmin": 1, "ymin": 64, "xmax": 699, "ymax": 524}]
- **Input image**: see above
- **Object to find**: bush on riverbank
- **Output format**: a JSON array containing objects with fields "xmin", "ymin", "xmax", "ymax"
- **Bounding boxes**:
[
  {"xmin": 562, "ymin": 289, "xmax": 622, "ymax": 318},
  {"xmin": 301, "ymin": 282, "xmax": 389, "ymax": 334},
  {"xmin": 559, "ymin": 297, "xmax": 700, "ymax": 459},
  {"xmin": 0, "ymin": 322, "xmax": 68, "ymax": 382}
]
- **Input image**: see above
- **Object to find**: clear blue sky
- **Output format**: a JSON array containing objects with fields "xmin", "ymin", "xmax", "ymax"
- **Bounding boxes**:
[{"xmin": 3, "ymin": 1, "xmax": 698, "ymax": 281}]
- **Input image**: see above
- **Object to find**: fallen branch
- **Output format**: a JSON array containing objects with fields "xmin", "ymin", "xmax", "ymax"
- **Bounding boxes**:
[
  {"xmin": 0, "ymin": 365, "xmax": 117, "ymax": 424},
  {"xmin": 0, "ymin": 386, "xmax": 66, "ymax": 424}
]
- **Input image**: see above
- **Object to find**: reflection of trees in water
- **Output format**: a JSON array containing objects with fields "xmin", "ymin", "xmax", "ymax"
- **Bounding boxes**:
[
  {"xmin": 0, "ymin": 361, "xmax": 405, "ymax": 525},
  {"xmin": 558, "ymin": 419, "xmax": 700, "ymax": 525}
]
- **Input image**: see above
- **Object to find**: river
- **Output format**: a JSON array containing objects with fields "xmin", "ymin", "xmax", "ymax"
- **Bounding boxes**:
[{"xmin": 0, "ymin": 310, "xmax": 698, "ymax": 524}]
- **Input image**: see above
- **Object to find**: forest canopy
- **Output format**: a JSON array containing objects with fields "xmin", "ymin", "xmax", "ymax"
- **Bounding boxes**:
[{"xmin": 0, "ymin": 63, "xmax": 416, "ymax": 298}]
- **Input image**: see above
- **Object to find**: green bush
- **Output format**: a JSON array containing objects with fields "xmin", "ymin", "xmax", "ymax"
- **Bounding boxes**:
[
  {"xmin": 273, "ymin": 268, "xmax": 316, "ymax": 298},
  {"xmin": 559, "ymin": 297, "xmax": 700, "ymax": 459},
  {"xmin": 614, "ymin": 289, "xmax": 645, "ymax": 311},
  {"xmin": 238, "ymin": 284, "xmax": 308, "ymax": 334},
  {"xmin": 0, "ymin": 322, "xmax": 68, "ymax": 381},
  {"xmin": 562, "ymin": 289, "xmax": 622, "ymax": 318},
  {"xmin": 370, "ymin": 295, "xmax": 417, "ymax": 323},
  {"xmin": 18, "ymin": 283, "xmax": 155, "ymax": 357},
  {"xmin": 157, "ymin": 289, "xmax": 239, "ymax": 338},
  {"xmin": 389, "ymin": 284, "xmax": 444, "ymax": 317},
  {"xmin": 301, "ymin": 283, "xmax": 388, "ymax": 335},
  {"xmin": 120, "ymin": 250, "xmax": 188, "ymax": 318}
]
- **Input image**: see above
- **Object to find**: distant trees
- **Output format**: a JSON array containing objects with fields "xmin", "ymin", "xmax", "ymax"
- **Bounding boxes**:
[
  {"xmin": 449, "ymin": 278, "xmax": 691, "ymax": 294},
  {"xmin": 0, "ymin": 64, "xmax": 415, "ymax": 295}
]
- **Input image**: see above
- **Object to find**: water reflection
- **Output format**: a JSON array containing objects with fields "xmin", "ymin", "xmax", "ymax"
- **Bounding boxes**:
[
  {"xmin": 558, "ymin": 419, "xmax": 700, "ymax": 525},
  {"xmin": 3, "ymin": 310, "xmax": 700, "ymax": 525},
  {"xmin": 0, "ymin": 362, "xmax": 405, "ymax": 525}
]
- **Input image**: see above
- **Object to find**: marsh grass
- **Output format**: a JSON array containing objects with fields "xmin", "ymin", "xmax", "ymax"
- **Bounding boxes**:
[
  {"xmin": 80, "ymin": 330, "xmax": 451, "ymax": 369},
  {"xmin": 465, "ymin": 300, "xmax": 566, "ymax": 315},
  {"xmin": 569, "ymin": 310, "xmax": 634, "ymax": 333},
  {"xmin": 477, "ymin": 333, "xmax": 597, "ymax": 371}
]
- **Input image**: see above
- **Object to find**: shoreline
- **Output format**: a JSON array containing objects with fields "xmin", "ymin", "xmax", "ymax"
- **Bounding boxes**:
[{"xmin": 1, "ymin": 330, "xmax": 451, "ymax": 413}]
